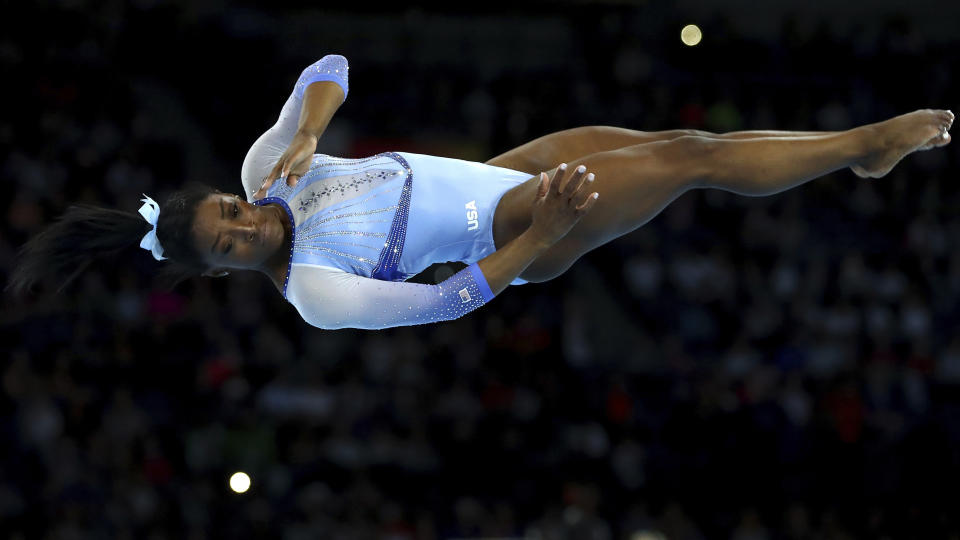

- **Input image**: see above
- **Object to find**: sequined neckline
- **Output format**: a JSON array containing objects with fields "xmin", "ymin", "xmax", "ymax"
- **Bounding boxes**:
[{"xmin": 253, "ymin": 196, "xmax": 297, "ymax": 299}]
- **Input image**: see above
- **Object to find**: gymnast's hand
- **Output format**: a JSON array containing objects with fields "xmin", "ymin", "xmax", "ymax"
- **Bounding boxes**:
[
  {"xmin": 528, "ymin": 163, "xmax": 599, "ymax": 245},
  {"xmin": 252, "ymin": 130, "xmax": 319, "ymax": 200}
]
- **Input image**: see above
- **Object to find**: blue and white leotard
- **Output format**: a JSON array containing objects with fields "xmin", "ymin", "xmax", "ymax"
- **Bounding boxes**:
[{"xmin": 240, "ymin": 55, "xmax": 533, "ymax": 330}]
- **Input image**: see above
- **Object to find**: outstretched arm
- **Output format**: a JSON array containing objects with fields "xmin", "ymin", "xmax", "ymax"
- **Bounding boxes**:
[{"xmin": 241, "ymin": 54, "xmax": 350, "ymax": 201}]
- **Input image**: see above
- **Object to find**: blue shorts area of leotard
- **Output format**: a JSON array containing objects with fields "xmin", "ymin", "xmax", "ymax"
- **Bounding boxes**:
[{"xmin": 395, "ymin": 151, "xmax": 533, "ymax": 285}]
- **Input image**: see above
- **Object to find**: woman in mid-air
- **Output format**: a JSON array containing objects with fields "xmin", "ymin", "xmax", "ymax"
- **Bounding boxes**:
[{"xmin": 9, "ymin": 54, "xmax": 953, "ymax": 329}]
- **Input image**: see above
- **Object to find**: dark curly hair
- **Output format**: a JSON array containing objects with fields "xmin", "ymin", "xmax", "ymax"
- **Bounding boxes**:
[{"xmin": 6, "ymin": 181, "xmax": 222, "ymax": 296}]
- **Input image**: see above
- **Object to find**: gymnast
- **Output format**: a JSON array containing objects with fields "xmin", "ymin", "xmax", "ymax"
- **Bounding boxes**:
[{"xmin": 9, "ymin": 55, "xmax": 953, "ymax": 329}]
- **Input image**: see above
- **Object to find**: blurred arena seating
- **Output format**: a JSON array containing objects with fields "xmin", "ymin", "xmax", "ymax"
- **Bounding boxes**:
[{"xmin": 1, "ymin": 2, "xmax": 958, "ymax": 538}]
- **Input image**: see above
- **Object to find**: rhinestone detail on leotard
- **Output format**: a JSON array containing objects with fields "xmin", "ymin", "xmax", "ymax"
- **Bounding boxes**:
[
  {"xmin": 296, "ymin": 169, "xmax": 403, "ymax": 213},
  {"xmin": 252, "ymin": 151, "xmax": 413, "ymax": 297},
  {"xmin": 371, "ymin": 152, "xmax": 413, "ymax": 282}
]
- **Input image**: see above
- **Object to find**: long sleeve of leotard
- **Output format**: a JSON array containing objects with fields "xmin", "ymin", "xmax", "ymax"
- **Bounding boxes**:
[
  {"xmin": 285, "ymin": 262, "xmax": 496, "ymax": 330},
  {"xmin": 241, "ymin": 54, "xmax": 349, "ymax": 201}
]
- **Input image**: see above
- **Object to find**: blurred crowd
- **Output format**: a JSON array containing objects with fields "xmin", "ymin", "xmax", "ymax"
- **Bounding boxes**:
[{"xmin": 2, "ymin": 1, "xmax": 959, "ymax": 539}]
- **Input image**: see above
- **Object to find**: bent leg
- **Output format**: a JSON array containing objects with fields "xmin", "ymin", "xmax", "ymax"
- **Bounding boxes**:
[{"xmin": 485, "ymin": 125, "xmax": 834, "ymax": 175}]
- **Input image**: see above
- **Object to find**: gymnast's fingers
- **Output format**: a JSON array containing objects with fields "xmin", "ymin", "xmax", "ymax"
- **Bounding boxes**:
[
  {"xmin": 282, "ymin": 157, "xmax": 302, "ymax": 179},
  {"xmin": 575, "ymin": 190, "xmax": 599, "ymax": 214},
  {"xmin": 281, "ymin": 152, "xmax": 299, "ymax": 178},
  {"xmin": 286, "ymin": 161, "xmax": 302, "ymax": 186},
  {"xmin": 574, "ymin": 174, "xmax": 598, "ymax": 212},
  {"xmin": 536, "ymin": 172, "xmax": 550, "ymax": 198},
  {"xmin": 286, "ymin": 158, "xmax": 312, "ymax": 187},
  {"xmin": 284, "ymin": 158, "xmax": 301, "ymax": 181},
  {"xmin": 252, "ymin": 175, "xmax": 269, "ymax": 200},
  {"xmin": 561, "ymin": 165, "xmax": 587, "ymax": 200},
  {"xmin": 563, "ymin": 165, "xmax": 593, "ymax": 203},
  {"xmin": 267, "ymin": 161, "xmax": 284, "ymax": 186},
  {"xmin": 552, "ymin": 163, "xmax": 568, "ymax": 195}
]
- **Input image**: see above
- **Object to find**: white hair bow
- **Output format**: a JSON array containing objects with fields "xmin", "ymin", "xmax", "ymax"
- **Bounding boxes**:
[{"xmin": 138, "ymin": 194, "xmax": 167, "ymax": 261}]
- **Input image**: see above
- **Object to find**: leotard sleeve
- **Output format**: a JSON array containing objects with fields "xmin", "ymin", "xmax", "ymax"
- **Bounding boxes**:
[
  {"xmin": 285, "ymin": 263, "xmax": 496, "ymax": 330},
  {"xmin": 241, "ymin": 54, "xmax": 350, "ymax": 202}
]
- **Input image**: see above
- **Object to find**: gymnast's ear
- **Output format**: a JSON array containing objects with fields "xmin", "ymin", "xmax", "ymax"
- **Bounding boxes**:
[{"xmin": 201, "ymin": 268, "xmax": 230, "ymax": 278}]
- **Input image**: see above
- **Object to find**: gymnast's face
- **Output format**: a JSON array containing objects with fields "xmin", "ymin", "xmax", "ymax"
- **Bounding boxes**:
[{"xmin": 192, "ymin": 193, "xmax": 287, "ymax": 273}]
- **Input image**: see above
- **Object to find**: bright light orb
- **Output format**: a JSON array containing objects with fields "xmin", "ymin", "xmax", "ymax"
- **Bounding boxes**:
[
  {"xmin": 229, "ymin": 472, "xmax": 251, "ymax": 493},
  {"xmin": 681, "ymin": 24, "xmax": 702, "ymax": 46}
]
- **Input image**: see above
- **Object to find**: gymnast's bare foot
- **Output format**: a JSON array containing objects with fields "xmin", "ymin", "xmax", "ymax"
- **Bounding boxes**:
[{"xmin": 851, "ymin": 109, "xmax": 953, "ymax": 178}]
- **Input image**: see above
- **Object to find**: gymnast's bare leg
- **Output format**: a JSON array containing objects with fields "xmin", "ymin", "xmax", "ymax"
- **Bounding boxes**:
[
  {"xmin": 486, "ymin": 126, "xmax": 830, "ymax": 173},
  {"xmin": 489, "ymin": 109, "xmax": 953, "ymax": 283},
  {"xmin": 487, "ymin": 127, "xmax": 884, "ymax": 178}
]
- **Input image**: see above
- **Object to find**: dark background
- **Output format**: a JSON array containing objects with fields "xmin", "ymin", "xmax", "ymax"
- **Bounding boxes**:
[{"xmin": 2, "ymin": 1, "xmax": 960, "ymax": 538}]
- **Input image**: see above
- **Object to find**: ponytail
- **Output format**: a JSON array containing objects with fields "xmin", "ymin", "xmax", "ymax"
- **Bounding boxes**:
[{"xmin": 7, "ymin": 182, "xmax": 219, "ymax": 297}]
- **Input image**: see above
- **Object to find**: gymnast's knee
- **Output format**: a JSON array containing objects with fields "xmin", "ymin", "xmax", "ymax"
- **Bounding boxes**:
[{"xmin": 660, "ymin": 135, "xmax": 719, "ymax": 186}]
